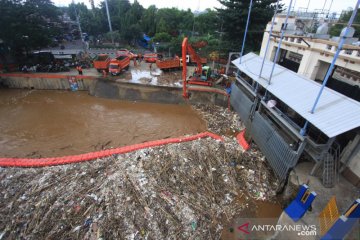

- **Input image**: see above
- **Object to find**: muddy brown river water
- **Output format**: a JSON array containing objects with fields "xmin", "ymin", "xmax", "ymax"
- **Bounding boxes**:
[{"xmin": 0, "ymin": 89, "xmax": 206, "ymax": 158}]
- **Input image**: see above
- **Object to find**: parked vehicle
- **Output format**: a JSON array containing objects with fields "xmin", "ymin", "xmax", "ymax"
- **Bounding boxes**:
[
  {"xmin": 93, "ymin": 54, "xmax": 111, "ymax": 72},
  {"xmin": 143, "ymin": 53, "xmax": 158, "ymax": 63},
  {"xmin": 116, "ymin": 49, "xmax": 138, "ymax": 60},
  {"xmin": 108, "ymin": 56, "xmax": 130, "ymax": 76},
  {"xmin": 156, "ymin": 56, "xmax": 181, "ymax": 70}
]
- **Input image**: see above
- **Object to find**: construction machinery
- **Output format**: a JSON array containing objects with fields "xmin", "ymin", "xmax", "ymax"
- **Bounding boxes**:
[
  {"xmin": 156, "ymin": 56, "xmax": 181, "ymax": 70},
  {"xmin": 108, "ymin": 55, "xmax": 130, "ymax": 76},
  {"xmin": 93, "ymin": 54, "xmax": 130, "ymax": 75},
  {"xmin": 191, "ymin": 40, "xmax": 208, "ymax": 48},
  {"xmin": 182, "ymin": 37, "xmax": 212, "ymax": 87},
  {"xmin": 93, "ymin": 54, "xmax": 111, "ymax": 72},
  {"xmin": 143, "ymin": 53, "xmax": 158, "ymax": 63},
  {"xmin": 156, "ymin": 55, "xmax": 206, "ymax": 71},
  {"xmin": 116, "ymin": 49, "xmax": 138, "ymax": 60}
]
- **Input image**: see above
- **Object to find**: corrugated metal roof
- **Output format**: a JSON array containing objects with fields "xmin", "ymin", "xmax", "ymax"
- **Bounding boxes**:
[{"xmin": 232, "ymin": 52, "xmax": 360, "ymax": 138}]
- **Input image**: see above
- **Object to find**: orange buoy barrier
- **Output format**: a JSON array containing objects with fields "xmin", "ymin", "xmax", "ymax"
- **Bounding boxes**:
[
  {"xmin": 236, "ymin": 129, "xmax": 250, "ymax": 151},
  {"xmin": 0, "ymin": 132, "xmax": 223, "ymax": 168}
]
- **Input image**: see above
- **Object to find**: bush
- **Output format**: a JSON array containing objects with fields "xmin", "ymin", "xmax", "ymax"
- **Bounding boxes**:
[{"xmin": 152, "ymin": 32, "xmax": 172, "ymax": 42}]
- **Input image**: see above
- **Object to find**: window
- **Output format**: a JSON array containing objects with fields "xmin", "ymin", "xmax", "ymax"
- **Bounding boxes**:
[
  {"xmin": 345, "ymin": 49, "xmax": 353, "ymax": 55},
  {"xmin": 357, "ymin": 51, "xmax": 360, "ymax": 57},
  {"xmin": 326, "ymin": 45, "xmax": 332, "ymax": 50},
  {"xmin": 290, "ymin": 37, "xmax": 294, "ymax": 42},
  {"xmin": 296, "ymin": 38, "xmax": 302, "ymax": 43}
]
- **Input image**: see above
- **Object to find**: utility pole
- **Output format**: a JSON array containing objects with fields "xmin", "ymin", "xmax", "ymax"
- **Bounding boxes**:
[
  {"xmin": 192, "ymin": 0, "xmax": 200, "ymax": 37},
  {"xmin": 104, "ymin": 0, "xmax": 114, "ymax": 44},
  {"xmin": 72, "ymin": 0, "xmax": 83, "ymax": 40},
  {"xmin": 306, "ymin": 0, "xmax": 310, "ymax": 12},
  {"xmin": 72, "ymin": 0, "xmax": 86, "ymax": 52}
]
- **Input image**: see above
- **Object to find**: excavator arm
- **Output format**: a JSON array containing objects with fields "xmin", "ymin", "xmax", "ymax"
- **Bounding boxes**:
[
  {"xmin": 182, "ymin": 37, "xmax": 203, "ymax": 76},
  {"xmin": 182, "ymin": 37, "xmax": 211, "ymax": 98},
  {"xmin": 187, "ymin": 45, "xmax": 202, "ymax": 76}
]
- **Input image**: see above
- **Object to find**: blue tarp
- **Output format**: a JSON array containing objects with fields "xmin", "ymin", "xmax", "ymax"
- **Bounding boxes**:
[
  {"xmin": 138, "ymin": 34, "xmax": 152, "ymax": 49},
  {"xmin": 143, "ymin": 34, "xmax": 151, "ymax": 42}
]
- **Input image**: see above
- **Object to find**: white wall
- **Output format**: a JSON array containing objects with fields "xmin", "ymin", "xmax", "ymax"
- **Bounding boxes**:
[
  {"xmin": 261, "ymin": 38, "xmax": 360, "ymax": 81},
  {"xmin": 260, "ymin": 16, "xmax": 360, "ymax": 83}
]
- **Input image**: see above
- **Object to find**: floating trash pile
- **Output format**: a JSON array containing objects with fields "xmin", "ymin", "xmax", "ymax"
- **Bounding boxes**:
[{"xmin": 0, "ymin": 104, "xmax": 278, "ymax": 239}]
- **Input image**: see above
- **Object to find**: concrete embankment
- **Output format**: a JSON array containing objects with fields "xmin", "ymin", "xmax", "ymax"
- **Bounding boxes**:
[
  {"xmin": 0, "ymin": 73, "xmax": 229, "ymax": 107},
  {"xmin": 0, "ymin": 73, "xmax": 94, "ymax": 91}
]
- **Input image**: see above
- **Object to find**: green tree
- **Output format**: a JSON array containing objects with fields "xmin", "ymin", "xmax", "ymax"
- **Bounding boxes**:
[
  {"xmin": 194, "ymin": 9, "xmax": 218, "ymax": 35},
  {"xmin": 152, "ymin": 32, "xmax": 172, "ymax": 42},
  {"xmin": 98, "ymin": 0, "xmax": 131, "ymax": 31},
  {"xmin": 217, "ymin": 0, "xmax": 281, "ymax": 52},
  {"xmin": 0, "ymin": 0, "xmax": 62, "ymax": 55},
  {"xmin": 68, "ymin": 3, "xmax": 87, "ymax": 21},
  {"xmin": 120, "ymin": 0, "xmax": 144, "ymax": 44},
  {"xmin": 141, "ymin": 5, "xmax": 157, "ymax": 36},
  {"xmin": 168, "ymin": 35, "xmax": 184, "ymax": 55},
  {"xmin": 155, "ymin": 8, "xmax": 194, "ymax": 36},
  {"xmin": 179, "ymin": 9, "xmax": 194, "ymax": 34},
  {"xmin": 157, "ymin": 18, "xmax": 169, "ymax": 33},
  {"xmin": 329, "ymin": 9, "xmax": 360, "ymax": 38},
  {"xmin": 68, "ymin": 3, "xmax": 103, "ymax": 36}
]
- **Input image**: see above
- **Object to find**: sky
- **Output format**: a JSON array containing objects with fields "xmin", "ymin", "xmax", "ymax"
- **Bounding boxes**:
[{"xmin": 53, "ymin": 0, "xmax": 357, "ymax": 13}]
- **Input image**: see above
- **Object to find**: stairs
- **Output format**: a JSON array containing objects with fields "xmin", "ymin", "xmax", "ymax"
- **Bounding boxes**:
[{"xmin": 322, "ymin": 144, "xmax": 340, "ymax": 188}]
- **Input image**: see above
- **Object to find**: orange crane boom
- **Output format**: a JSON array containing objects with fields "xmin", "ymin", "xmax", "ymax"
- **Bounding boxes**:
[
  {"xmin": 182, "ymin": 37, "xmax": 189, "ymax": 98},
  {"xmin": 182, "ymin": 37, "xmax": 212, "ymax": 98}
]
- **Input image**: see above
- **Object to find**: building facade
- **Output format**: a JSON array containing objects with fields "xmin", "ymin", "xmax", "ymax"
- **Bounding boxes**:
[{"xmin": 260, "ymin": 14, "xmax": 360, "ymax": 100}]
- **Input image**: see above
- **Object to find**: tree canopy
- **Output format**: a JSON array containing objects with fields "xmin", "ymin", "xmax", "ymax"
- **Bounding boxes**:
[
  {"xmin": 329, "ymin": 9, "xmax": 360, "ymax": 38},
  {"xmin": 0, "ymin": 0, "xmax": 62, "ymax": 55},
  {"xmin": 217, "ymin": 0, "xmax": 281, "ymax": 53},
  {"xmin": 0, "ymin": 0, "xmax": 283, "ymax": 59}
]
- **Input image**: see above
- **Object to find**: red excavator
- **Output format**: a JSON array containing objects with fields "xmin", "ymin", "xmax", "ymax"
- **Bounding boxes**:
[{"xmin": 182, "ymin": 37, "xmax": 212, "ymax": 88}]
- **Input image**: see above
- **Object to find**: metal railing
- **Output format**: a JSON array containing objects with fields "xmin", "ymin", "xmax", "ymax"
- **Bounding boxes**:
[
  {"xmin": 250, "ymin": 111, "xmax": 301, "ymax": 180},
  {"xmin": 230, "ymin": 81, "xmax": 255, "ymax": 126}
]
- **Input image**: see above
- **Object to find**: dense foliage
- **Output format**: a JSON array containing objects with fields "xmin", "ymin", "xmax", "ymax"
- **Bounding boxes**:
[
  {"xmin": 329, "ymin": 9, "xmax": 360, "ymax": 38},
  {"xmin": 0, "ymin": 0, "xmax": 62, "ymax": 55},
  {"xmin": 0, "ymin": 0, "xmax": 282, "ymax": 58},
  {"xmin": 217, "ymin": 0, "xmax": 281, "ymax": 53}
]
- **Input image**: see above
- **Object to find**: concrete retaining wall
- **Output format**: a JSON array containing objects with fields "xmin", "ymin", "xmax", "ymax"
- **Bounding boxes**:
[
  {"xmin": 187, "ymin": 88, "xmax": 229, "ymax": 107},
  {"xmin": 0, "ymin": 74, "xmax": 93, "ymax": 91},
  {"xmin": 90, "ymin": 79, "xmax": 229, "ymax": 106},
  {"xmin": 0, "ymin": 74, "xmax": 229, "ymax": 107},
  {"xmin": 90, "ymin": 79, "xmax": 184, "ymax": 104}
]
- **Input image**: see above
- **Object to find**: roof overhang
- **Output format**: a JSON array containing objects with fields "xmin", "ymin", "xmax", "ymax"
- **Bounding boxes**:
[{"xmin": 232, "ymin": 52, "xmax": 360, "ymax": 138}]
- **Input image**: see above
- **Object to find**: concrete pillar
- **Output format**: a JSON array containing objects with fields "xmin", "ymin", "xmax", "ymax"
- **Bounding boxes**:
[
  {"xmin": 259, "ymin": 32, "xmax": 270, "ymax": 57},
  {"xmin": 297, "ymin": 50, "xmax": 318, "ymax": 79},
  {"xmin": 315, "ymin": 61, "xmax": 330, "ymax": 81}
]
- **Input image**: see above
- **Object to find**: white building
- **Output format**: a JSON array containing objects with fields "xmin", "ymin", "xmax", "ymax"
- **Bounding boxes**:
[
  {"xmin": 230, "ymin": 12, "xmax": 360, "ymax": 187},
  {"xmin": 260, "ymin": 14, "xmax": 360, "ymax": 94}
]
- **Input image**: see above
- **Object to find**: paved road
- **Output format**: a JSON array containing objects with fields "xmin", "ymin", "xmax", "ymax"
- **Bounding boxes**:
[{"xmin": 39, "ymin": 40, "xmax": 118, "ymax": 58}]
